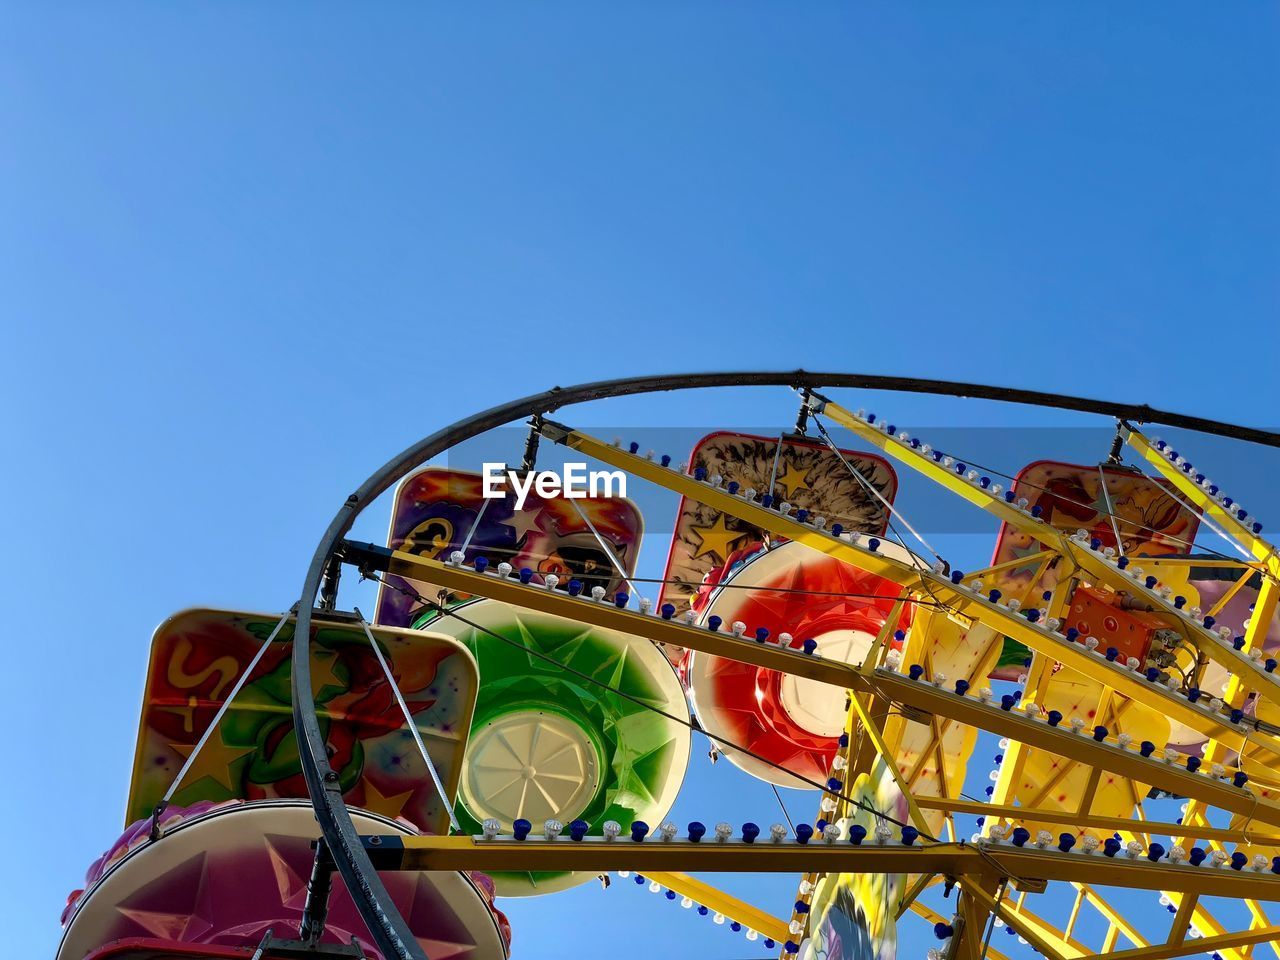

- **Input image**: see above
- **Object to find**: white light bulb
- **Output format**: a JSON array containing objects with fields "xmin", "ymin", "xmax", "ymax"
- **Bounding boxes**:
[
  {"xmin": 543, "ymin": 819, "xmax": 563, "ymax": 840},
  {"xmin": 714, "ymin": 822, "xmax": 733, "ymax": 842},
  {"xmin": 602, "ymin": 820, "xmax": 621, "ymax": 840},
  {"xmin": 659, "ymin": 821, "xmax": 678, "ymax": 841},
  {"xmin": 482, "ymin": 818, "xmax": 501, "ymax": 840},
  {"xmin": 770, "ymin": 823, "xmax": 788, "ymax": 843},
  {"xmin": 497, "ymin": 562, "xmax": 513, "ymax": 578}
]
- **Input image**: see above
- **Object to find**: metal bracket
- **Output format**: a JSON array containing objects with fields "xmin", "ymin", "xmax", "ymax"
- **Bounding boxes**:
[{"xmin": 299, "ymin": 840, "xmax": 337, "ymax": 946}]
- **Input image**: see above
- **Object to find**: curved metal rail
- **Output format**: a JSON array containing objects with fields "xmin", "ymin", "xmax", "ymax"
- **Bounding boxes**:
[{"xmin": 288, "ymin": 370, "xmax": 1280, "ymax": 960}]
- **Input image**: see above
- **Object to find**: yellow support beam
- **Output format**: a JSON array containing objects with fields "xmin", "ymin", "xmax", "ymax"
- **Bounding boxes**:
[
  {"xmin": 915, "ymin": 796, "xmax": 1280, "ymax": 846},
  {"xmin": 364, "ymin": 835, "xmax": 1280, "ymax": 898},
  {"xmin": 909, "ymin": 901, "xmax": 1013, "ymax": 960},
  {"xmin": 955, "ymin": 878, "xmax": 1000, "ymax": 960},
  {"xmin": 819, "ymin": 400, "xmax": 1280, "ymax": 703},
  {"xmin": 642, "ymin": 872, "xmax": 790, "ymax": 943},
  {"xmin": 1167, "ymin": 895, "xmax": 1197, "ymax": 946},
  {"xmin": 867, "ymin": 671, "xmax": 1278, "ymax": 828},
  {"xmin": 846, "ymin": 686, "xmax": 934, "ymax": 835},
  {"xmin": 1091, "ymin": 925, "xmax": 1280, "ymax": 960},
  {"xmin": 957, "ymin": 879, "xmax": 1075, "ymax": 960},
  {"xmin": 1125, "ymin": 428, "xmax": 1280, "ymax": 579},
  {"xmin": 1075, "ymin": 884, "xmax": 1149, "ymax": 950}
]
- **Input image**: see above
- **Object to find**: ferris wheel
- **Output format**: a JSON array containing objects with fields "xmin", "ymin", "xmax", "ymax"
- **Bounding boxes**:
[{"xmin": 58, "ymin": 372, "xmax": 1280, "ymax": 960}]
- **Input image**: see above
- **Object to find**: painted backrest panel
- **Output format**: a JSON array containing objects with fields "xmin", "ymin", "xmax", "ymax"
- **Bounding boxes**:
[
  {"xmin": 375, "ymin": 467, "xmax": 643, "ymax": 628},
  {"xmin": 988, "ymin": 461, "xmax": 1198, "ymax": 678},
  {"xmin": 660, "ymin": 431, "xmax": 896, "ymax": 619},
  {"xmin": 129, "ymin": 609, "xmax": 477, "ymax": 835}
]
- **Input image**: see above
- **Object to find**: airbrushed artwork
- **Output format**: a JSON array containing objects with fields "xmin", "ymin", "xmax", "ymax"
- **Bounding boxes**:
[
  {"xmin": 987, "ymin": 461, "xmax": 1199, "ymax": 679},
  {"xmin": 129, "ymin": 608, "xmax": 477, "ymax": 836},
  {"xmin": 375, "ymin": 467, "xmax": 643, "ymax": 629}
]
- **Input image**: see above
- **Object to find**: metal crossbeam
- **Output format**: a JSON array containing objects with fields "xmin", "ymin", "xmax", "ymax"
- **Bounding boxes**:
[
  {"xmin": 1125, "ymin": 428, "xmax": 1280, "ymax": 577},
  {"xmin": 642, "ymin": 872, "xmax": 790, "ymax": 943},
  {"xmin": 343, "ymin": 543, "xmax": 1280, "ymax": 828},
  {"xmin": 357, "ymin": 835, "xmax": 1280, "ymax": 899}
]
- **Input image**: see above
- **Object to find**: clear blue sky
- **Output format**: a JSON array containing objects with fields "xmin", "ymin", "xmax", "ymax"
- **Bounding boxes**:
[{"xmin": 4, "ymin": 4, "xmax": 1280, "ymax": 958}]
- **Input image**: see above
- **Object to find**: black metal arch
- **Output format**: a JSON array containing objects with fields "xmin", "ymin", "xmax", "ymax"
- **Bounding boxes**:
[{"xmin": 289, "ymin": 370, "xmax": 1280, "ymax": 960}]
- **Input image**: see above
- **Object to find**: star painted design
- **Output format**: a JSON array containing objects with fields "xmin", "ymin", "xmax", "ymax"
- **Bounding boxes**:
[
  {"xmin": 309, "ymin": 648, "xmax": 346, "ymax": 693},
  {"xmin": 169, "ymin": 733, "xmax": 256, "ymax": 794},
  {"xmin": 362, "ymin": 778, "xmax": 417, "ymax": 819},
  {"xmin": 504, "ymin": 507, "xmax": 545, "ymax": 542},
  {"xmin": 689, "ymin": 513, "xmax": 747, "ymax": 562},
  {"xmin": 92, "ymin": 812, "xmax": 500, "ymax": 960},
  {"xmin": 773, "ymin": 460, "xmax": 814, "ymax": 499},
  {"xmin": 1009, "ymin": 541, "xmax": 1049, "ymax": 578}
]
